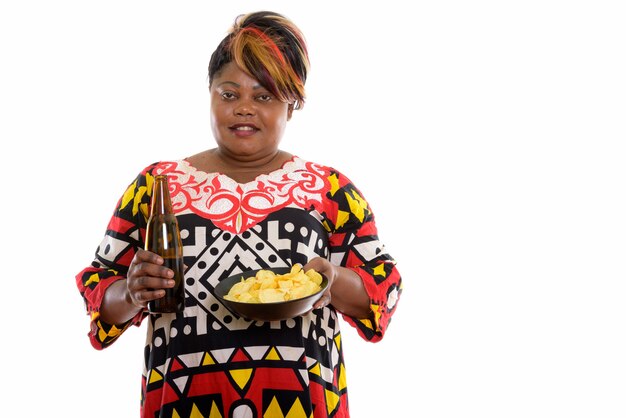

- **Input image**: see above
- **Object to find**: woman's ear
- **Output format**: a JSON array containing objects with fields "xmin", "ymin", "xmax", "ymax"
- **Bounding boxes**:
[{"xmin": 287, "ymin": 103, "xmax": 294, "ymax": 121}]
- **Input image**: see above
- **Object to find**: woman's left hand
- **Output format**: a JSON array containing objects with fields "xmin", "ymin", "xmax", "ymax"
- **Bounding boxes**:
[{"xmin": 302, "ymin": 257, "xmax": 337, "ymax": 310}]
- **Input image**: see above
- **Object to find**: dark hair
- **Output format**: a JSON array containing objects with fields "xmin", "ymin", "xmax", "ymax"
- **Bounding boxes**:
[{"xmin": 208, "ymin": 11, "xmax": 310, "ymax": 110}]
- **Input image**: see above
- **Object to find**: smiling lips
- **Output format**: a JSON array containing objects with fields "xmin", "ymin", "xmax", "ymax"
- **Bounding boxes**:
[{"xmin": 230, "ymin": 123, "xmax": 259, "ymax": 137}]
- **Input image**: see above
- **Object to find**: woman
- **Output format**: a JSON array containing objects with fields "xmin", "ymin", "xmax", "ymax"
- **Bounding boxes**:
[{"xmin": 76, "ymin": 10, "xmax": 402, "ymax": 417}]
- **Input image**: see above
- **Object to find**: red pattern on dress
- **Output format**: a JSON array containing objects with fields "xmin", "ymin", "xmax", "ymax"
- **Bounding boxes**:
[{"xmin": 154, "ymin": 159, "xmax": 328, "ymax": 233}]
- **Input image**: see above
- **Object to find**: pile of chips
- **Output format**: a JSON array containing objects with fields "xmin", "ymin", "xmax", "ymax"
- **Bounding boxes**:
[{"xmin": 224, "ymin": 264, "xmax": 324, "ymax": 303}]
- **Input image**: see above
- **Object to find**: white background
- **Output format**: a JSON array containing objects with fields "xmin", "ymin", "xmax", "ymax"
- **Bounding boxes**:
[{"xmin": 1, "ymin": 1, "xmax": 625, "ymax": 417}]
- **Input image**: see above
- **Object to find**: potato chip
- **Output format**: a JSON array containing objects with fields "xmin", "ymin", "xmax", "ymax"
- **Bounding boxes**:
[
  {"xmin": 305, "ymin": 269, "xmax": 323, "ymax": 286},
  {"xmin": 224, "ymin": 266, "xmax": 324, "ymax": 303},
  {"xmin": 259, "ymin": 288, "xmax": 286, "ymax": 303}
]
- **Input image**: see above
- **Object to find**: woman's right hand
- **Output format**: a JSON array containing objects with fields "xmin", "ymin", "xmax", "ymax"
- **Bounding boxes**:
[{"xmin": 126, "ymin": 249, "xmax": 175, "ymax": 309}]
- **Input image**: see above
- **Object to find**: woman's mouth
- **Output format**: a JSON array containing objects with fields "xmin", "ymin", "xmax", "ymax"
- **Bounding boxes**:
[{"xmin": 230, "ymin": 124, "xmax": 259, "ymax": 137}]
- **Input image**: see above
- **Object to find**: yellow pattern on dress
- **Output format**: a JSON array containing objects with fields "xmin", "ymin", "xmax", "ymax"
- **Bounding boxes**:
[{"xmin": 229, "ymin": 368, "xmax": 253, "ymax": 389}]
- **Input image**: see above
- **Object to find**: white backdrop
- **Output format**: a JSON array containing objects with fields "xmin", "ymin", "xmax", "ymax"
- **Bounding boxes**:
[{"xmin": 1, "ymin": 1, "xmax": 625, "ymax": 417}]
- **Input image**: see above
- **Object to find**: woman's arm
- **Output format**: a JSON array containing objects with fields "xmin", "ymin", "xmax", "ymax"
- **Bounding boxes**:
[
  {"xmin": 316, "ymin": 167, "xmax": 403, "ymax": 341},
  {"xmin": 304, "ymin": 258, "xmax": 371, "ymax": 318},
  {"xmin": 99, "ymin": 249, "xmax": 176, "ymax": 325},
  {"xmin": 75, "ymin": 166, "xmax": 159, "ymax": 349}
]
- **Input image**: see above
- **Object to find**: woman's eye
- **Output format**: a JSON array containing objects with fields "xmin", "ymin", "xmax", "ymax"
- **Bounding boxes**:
[
  {"xmin": 257, "ymin": 94, "xmax": 272, "ymax": 102},
  {"xmin": 221, "ymin": 91, "xmax": 236, "ymax": 100}
]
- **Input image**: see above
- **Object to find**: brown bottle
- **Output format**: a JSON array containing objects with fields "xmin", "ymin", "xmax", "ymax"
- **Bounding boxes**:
[{"xmin": 145, "ymin": 174, "xmax": 185, "ymax": 313}]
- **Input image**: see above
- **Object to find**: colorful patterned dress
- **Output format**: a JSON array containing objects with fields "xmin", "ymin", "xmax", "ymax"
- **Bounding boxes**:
[{"xmin": 76, "ymin": 156, "xmax": 402, "ymax": 418}]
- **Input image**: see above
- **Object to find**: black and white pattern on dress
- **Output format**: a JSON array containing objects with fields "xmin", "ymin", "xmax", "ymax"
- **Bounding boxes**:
[
  {"xmin": 149, "ymin": 208, "xmax": 330, "ymax": 336},
  {"xmin": 143, "ymin": 207, "xmax": 341, "ymax": 390}
]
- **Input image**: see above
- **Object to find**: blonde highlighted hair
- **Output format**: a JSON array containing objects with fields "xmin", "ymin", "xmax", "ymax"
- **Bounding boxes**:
[{"xmin": 208, "ymin": 11, "xmax": 310, "ymax": 110}]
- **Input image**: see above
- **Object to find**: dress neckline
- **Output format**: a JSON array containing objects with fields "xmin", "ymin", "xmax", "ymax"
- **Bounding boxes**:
[{"xmin": 180, "ymin": 155, "xmax": 300, "ymax": 186}]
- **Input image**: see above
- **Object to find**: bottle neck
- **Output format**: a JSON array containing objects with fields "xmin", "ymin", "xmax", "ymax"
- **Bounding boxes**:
[{"xmin": 151, "ymin": 175, "xmax": 174, "ymax": 215}]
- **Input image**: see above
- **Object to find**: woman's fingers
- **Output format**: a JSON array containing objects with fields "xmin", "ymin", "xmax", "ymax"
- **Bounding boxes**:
[{"xmin": 127, "ymin": 249, "xmax": 175, "ymax": 306}]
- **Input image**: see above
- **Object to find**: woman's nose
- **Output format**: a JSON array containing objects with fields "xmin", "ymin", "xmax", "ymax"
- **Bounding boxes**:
[{"xmin": 235, "ymin": 99, "xmax": 256, "ymax": 116}]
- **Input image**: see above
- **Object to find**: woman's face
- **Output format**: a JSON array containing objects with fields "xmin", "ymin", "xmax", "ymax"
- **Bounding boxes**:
[{"xmin": 210, "ymin": 61, "xmax": 293, "ymax": 160}]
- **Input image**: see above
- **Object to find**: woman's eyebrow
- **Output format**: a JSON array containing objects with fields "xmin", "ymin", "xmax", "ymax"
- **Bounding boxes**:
[{"xmin": 216, "ymin": 81, "xmax": 264, "ymax": 89}]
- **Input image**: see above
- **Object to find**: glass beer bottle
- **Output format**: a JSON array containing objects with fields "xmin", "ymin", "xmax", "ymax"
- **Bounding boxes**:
[{"xmin": 144, "ymin": 174, "xmax": 185, "ymax": 313}]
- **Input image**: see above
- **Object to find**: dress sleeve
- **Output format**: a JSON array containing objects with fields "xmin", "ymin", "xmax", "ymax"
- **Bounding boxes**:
[
  {"xmin": 75, "ymin": 166, "xmax": 156, "ymax": 350},
  {"xmin": 322, "ymin": 169, "xmax": 403, "ymax": 342}
]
